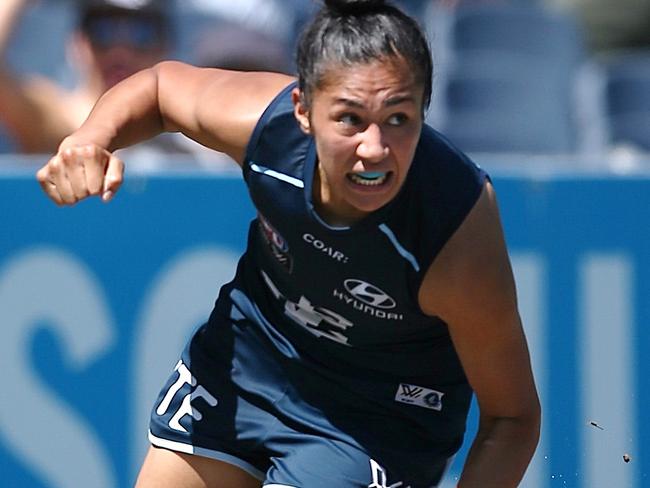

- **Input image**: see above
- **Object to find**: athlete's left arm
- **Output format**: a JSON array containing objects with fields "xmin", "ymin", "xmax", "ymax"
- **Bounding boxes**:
[{"xmin": 419, "ymin": 181, "xmax": 541, "ymax": 488}]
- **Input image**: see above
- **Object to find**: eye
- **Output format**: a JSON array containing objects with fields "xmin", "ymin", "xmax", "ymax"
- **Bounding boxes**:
[
  {"xmin": 386, "ymin": 113, "xmax": 408, "ymax": 126},
  {"xmin": 338, "ymin": 113, "xmax": 362, "ymax": 126}
]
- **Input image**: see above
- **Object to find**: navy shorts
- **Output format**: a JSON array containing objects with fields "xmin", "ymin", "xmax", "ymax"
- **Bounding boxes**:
[{"xmin": 148, "ymin": 297, "xmax": 466, "ymax": 487}]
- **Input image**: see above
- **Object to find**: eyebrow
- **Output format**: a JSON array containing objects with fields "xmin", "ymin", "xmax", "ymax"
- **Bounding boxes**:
[{"xmin": 332, "ymin": 95, "xmax": 416, "ymax": 109}]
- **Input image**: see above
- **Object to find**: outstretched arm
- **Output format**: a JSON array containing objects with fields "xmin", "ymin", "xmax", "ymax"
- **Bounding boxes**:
[
  {"xmin": 0, "ymin": 0, "xmax": 65, "ymax": 151},
  {"xmin": 63, "ymin": 61, "xmax": 294, "ymax": 160},
  {"xmin": 0, "ymin": 0, "xmax": 24, "ymax": 51},
  {"xmin": 37, "ymin": 61, "xmax": 295, "ymax": 205},
  {"xmin": 419, "ymin": 182, "xmax": 541, "ymax": 487}
]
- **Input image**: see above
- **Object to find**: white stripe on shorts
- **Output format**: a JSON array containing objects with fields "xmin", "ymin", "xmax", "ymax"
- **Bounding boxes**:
[{"xmin": 148, "ymin": 430, "xmax": 265, "ymax": 480}]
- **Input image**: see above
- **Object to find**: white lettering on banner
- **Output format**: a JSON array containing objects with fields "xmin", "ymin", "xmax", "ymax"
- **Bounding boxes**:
[
  {"xmin": 580, "ymin": 255, "xmax": 636, "ymax": 488},
  {"xmin": 130, "ymin": 248, "xmax": 240, "ymax": 478},
  {"xmin": 0, "ymin": 249, "xmax": 116, "ymax": 488},
  {"xmin": 511, "ymin": 253, "xmax": 548, "ymax": 488},
  {"xmin": 156, "ymin": 361, "xmax": 218, "ymax": 433},
  {"xmin": 0, "ymin": 246, "xmax": 642, "ymax": 488}
]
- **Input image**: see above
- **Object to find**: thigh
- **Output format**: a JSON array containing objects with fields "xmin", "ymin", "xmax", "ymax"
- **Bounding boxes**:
[
  {"xmin": 135, "ymin": 446, "xmax": 262, "ymax": 488},
  {"xmin": 265, "ymin": 435, "xmax": 419, "ymax": 488},
  {"xmin": 147, "ymin": 320, "xmax": 289, "ymax": 481}
]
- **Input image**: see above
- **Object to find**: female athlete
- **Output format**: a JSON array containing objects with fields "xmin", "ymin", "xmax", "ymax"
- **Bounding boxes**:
[{"xmin": 36, "ymin": 1, "xmax": 540, "ymax": 486}]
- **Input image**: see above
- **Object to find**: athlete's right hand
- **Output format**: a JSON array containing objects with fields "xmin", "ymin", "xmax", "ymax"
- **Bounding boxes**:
[{"xmin": 36, "ymin": 144, "xmax": 124, "ymax": 206}]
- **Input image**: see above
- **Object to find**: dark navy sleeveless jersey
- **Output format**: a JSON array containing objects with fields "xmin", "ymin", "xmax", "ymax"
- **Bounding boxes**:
[
  {"xmin": 214, "ymin": 81, "xmax": 487, "ymax": 385},
  {"xmin": 147, "ymin": 83, "xmax": 492, "ymax": 483}
]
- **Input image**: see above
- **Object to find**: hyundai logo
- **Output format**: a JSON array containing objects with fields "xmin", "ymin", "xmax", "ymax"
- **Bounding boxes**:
[{"xmin": 343, "ymin": 279, "xmax": 397, "ymax": 309}]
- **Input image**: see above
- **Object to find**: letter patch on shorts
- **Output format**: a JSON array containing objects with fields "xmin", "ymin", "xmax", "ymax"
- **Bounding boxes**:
[
  {"xmin": 156, "ymin": 360, "xmax": 218, "ymax": 432},
  {"xmin": 395, "ymin": 383, "xmax": 444, "ymax": 411}
]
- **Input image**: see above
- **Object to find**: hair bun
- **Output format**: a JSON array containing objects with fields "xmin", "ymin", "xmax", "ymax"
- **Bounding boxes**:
[{"xmin": 324, "ymin": 0, "xmax": 387, "ymax": 14}]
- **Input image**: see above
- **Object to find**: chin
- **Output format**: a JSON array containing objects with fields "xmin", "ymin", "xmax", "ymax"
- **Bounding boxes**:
[
  {"xmin": 350, "ymin": 184, "xmax": 400, "ymax": 212},
  {"xmin": 349, "ymin": 194, "xmax": 394, "ymax": 214}
]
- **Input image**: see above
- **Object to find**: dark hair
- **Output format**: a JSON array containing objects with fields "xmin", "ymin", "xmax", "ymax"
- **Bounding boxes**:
[{"xmin": 296, "ymin": 0, "xmax": 433, "ymax": 112}]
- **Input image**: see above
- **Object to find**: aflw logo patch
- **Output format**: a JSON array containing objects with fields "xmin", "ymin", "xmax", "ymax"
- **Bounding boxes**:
[
  {"xmin": 395, "ymin": 383, "xmax": 444, "ymax": 411},
  {"xmin": 258, "ymin": 213, "xmax": 293, "ymax": 272}
]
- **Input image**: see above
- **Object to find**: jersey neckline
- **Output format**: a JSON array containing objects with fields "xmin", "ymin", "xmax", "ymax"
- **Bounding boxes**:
[{"xmin": 302, "ymin": 137, "xmax": 414, "ymax": 234}]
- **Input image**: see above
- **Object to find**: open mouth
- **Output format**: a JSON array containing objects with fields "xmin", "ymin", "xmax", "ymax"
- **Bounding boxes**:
[{"xmin": 347, "ymin": 171, "xmax": 390, "ymax": 187}]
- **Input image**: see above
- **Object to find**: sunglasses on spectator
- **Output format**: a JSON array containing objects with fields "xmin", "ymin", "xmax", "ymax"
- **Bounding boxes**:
[{"xmin": 84, "ymin": 16, "xmax": 166, "ymax": 50}]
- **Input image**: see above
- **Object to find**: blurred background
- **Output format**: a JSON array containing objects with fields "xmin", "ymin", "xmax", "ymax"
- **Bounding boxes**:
[{"xmin": 0, "ymin": 0, "xmax": 649, "ymax": 487}]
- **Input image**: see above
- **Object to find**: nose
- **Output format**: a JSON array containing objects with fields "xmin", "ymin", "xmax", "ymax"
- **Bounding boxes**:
[{"xmin": 356, "ymin": 123, "xmax": 389, "ymax": 163}]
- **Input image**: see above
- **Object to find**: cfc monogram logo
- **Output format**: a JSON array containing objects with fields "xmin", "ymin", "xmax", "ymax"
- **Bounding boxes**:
[
  {"xmin": 262, "ymin": 270, "xmax": 355, "ymax": 345},
  {"xmin": 368, "ymin": 459, "xmax": 410, "ymax": 488},
  {"xmin": 156, "ymin": 360, "xmax": 218, "ymax": 432}
]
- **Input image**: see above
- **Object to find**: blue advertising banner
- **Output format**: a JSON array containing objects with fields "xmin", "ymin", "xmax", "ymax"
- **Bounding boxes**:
[{"xmin": 1, "ymin": 164, "xmax": 648, "ymax": 488}]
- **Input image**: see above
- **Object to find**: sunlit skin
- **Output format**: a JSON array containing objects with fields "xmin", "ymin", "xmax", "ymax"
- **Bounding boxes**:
[{"xmin": 293, "ymin": 57, "xmax": 425, "ymax": 226}]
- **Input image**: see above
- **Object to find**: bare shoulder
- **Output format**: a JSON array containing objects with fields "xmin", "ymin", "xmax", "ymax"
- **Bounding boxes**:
[
  {"xmin": 198, "ymin": 69, "xmax": 296, "ymax": 134},
  {"xmin": 418, "ymin": 181, "xmax": 516, "ymax": 322},
  {"xmin": 156, "ymin": 61, "xmax": 294, "ymax": 102}
]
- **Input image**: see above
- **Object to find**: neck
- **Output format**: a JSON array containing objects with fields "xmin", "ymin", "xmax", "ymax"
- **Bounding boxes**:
[{"xmin": 312, "ymin": 162, "xmax": 365, "ymax": 227}]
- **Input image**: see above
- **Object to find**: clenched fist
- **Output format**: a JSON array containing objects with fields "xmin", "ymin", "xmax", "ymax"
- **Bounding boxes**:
[{"xmin": 36, "ymin": 144, "xmax": 124, "ymax": 206}]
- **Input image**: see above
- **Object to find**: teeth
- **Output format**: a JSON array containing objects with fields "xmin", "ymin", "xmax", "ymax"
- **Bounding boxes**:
[{"xmin": 348, "ymin": 172, "xmax": 388, "ymax": 186}]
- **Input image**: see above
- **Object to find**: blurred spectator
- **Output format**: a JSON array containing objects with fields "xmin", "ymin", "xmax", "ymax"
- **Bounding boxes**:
[
  {"xmin": 167, "ymin": 20, "xmax": 293, "ymax": 168},
  {"xmin": 0, "ymin": 0, "xmax": 172, "ymax": 154},
  {"xmin": 180, "ymin": 0, "xmax": 311, "ymax": 48},
  {"xmin": 546, "ymin": 0, "xmax": 650, "ymax": 53},
  {"xmin": 425, "ymin": 0, "xmax": 507, "ymax": 11},
  {"xmin": 193, "ymin": 21, "xmax": 292, "ymax": 73},
  {"xmin": 391, "ymin": 0, "xmax": 430, "ymax": 16}
]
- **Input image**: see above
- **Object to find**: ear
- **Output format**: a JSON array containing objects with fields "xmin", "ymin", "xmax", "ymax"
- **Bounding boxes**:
[{"xmin": 292, "ymin": 88, "xmax": 311, "ymax": 134}]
